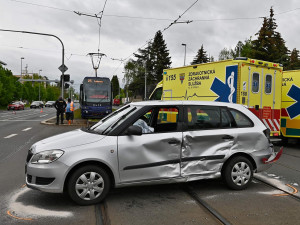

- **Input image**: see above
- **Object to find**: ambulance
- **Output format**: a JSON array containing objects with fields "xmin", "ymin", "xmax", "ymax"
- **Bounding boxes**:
[
  {"xmin": 150, "ymin": 58, "xmax": 283, "ymax": 136},
  {"xmin": 281, "ymin": 70, "xmax": 300, "ymax": 139}
]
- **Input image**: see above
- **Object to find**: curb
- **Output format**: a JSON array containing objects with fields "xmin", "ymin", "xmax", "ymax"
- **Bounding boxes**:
[{"xmin": 41, "ymin": 116, "xmax": 88, "ymax": 126}]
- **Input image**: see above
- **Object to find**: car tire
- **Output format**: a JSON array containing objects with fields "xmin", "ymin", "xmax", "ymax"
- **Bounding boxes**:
[
  {"xmin": 67, "ymin": 165, "xmax": 110, "ymax": 205},
  {"xmin": 222, "ymin": 156, "xmax": 253, "ymax": 190}
]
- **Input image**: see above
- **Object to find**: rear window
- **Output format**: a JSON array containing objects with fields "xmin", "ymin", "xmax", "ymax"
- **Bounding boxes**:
[
  {"xmin": 265, "ymin": 74, "xmax": 272, "ymax": 94},
  {"xmin": 229, "ymin": 109, "xmax": 253, "ymax": 128}
]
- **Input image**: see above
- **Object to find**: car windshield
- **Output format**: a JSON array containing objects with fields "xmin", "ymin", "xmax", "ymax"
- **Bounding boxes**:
[{"xmin": 89, "ymin": 104, "xmax": 138, "ymax": 135}]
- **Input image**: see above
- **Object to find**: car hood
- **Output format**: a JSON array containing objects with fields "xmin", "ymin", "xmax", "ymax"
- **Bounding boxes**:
[{"xmin": 31, "ymin": 129, "xmax": 105, "ymax": 153}]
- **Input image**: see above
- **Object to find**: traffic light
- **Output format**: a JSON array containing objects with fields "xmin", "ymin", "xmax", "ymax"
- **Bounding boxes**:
[
  {"xmin": 64, "ymin": 83, "xmax": 70, "ymax": 89},
  {"xmin": 64, "ymin": 74, "xmax": 70, "ymax": 82}
]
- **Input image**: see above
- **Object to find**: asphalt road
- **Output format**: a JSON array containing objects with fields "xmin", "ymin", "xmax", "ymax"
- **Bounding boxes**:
[
  {"xmin": 0, "ymin": 107, "xmax": 96, "ymax": 225},
  {"xmin": 0, "ymin": 107, "xmax": 299, "ymax": 225}
]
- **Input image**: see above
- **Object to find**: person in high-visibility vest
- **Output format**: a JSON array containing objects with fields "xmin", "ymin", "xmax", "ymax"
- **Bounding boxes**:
[{"xmin": 66, "ymin": 98, "xmax": 75, "ymax": 125}]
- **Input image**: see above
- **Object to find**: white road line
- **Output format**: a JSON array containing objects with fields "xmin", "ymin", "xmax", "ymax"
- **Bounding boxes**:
[
  {"xmin": 39, "ymin": 114, "xmax": 48, "ymax": 117},
  {"xmin": 0, "ymin": 120, "xmax": 41, "ymax": 122},
  {"xmin": 4, "ymin": 134, "xmax": 18, "ymax": 139},
  {"xmin": 22, "ymin": 127, "xmax": 32, "ymax": 131}
]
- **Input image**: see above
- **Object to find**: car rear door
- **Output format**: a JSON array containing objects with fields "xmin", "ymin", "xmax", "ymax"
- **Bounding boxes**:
[
  {"xmin": 181, "ymin": 105, "xmax": 236, "ymax": 178},
  {"xmin": 118, "ymin": 105, "xmax": 183, "ymax": 183}
]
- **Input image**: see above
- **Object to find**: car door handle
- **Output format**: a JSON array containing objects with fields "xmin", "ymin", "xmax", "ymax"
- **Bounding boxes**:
[
  {"xmin": 222, "ymin": 135, "xmax": 234, "ymax": 140},
  {"xmin": 168, "ymin": 139, "xmax": 181, "ymax": 145}
]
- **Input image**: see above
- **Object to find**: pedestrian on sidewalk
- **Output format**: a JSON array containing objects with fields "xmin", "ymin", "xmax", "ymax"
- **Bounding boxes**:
[
  {"xmin": 54, "ymin": 96, "xmax": 66, "ymax": 125},
  {"xmin": 66, "ymin": 98, "xmax": 75, "ymax": 125}
]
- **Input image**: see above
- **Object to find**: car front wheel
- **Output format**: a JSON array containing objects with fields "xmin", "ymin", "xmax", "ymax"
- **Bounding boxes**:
[
  {"xmin": 222, "ymin": 156, "xmax": 253, "ymax": 190},
  {"xmin": 67, "ymin": 165, "xmax": 110, "ymax": 205}
]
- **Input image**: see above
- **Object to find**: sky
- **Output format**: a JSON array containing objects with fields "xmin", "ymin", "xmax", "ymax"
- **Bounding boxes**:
[{"xmin": 1, "ymin": 0, "xmax": 300, "ymax": 92}]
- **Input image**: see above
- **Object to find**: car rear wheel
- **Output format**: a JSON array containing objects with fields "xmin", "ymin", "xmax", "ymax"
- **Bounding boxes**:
[
  {"xmin": 67, "ymin": 165, "xmax": 110, "ymax": 205},
  {"xmin": 222, "ymin": 156, "xmax": 253, "ymax": 190}
]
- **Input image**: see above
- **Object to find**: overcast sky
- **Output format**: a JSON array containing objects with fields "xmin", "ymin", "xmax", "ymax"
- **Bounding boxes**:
[{"xmin": 1, "ymin": 0, "xmax": 299, "ymax": 91}]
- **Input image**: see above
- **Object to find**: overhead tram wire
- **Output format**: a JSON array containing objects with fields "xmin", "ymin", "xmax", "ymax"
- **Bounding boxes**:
[{"xmin": 9, "ymin": 0, "xmax": 300, "ymax": 22}]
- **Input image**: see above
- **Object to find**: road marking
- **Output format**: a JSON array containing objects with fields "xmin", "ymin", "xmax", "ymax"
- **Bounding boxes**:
[
  {"xmin": 7, "ymin": 210, "xmax": 33, "ymax": 221},
  {"xmin": 40, "ymin": 114, "xmax": 48, "ymax": 117},
  {"xmin": 0, "ymin": 120, "xmax": 41, "ymax": 122},
  {"xmin": 22, "ymin": 127, "xmax": 32, "ymax": 131},
  {"xmin": 4, "ymin": 134, "xmax": 17, "ymax": 139},
  {"xmin": 273, "ymin": 184, "xmax": 298, "ymax": 196}
]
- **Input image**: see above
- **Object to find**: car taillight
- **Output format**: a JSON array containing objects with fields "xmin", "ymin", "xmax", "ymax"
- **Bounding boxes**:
[{"xmin": 263, "ymin": 128, "xmax": 270, "ymax": 140}]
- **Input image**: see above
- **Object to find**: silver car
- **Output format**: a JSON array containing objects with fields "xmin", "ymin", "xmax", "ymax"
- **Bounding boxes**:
[{"xmin": 25, "ymin": 101, "xmax": 282, "ymax": 205}]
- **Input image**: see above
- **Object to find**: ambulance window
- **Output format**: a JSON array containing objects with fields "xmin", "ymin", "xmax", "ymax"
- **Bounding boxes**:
[
  {"xmin": 149, "ymin": 87, "xmax": 162, "ymax": 100},
  {"xmin": 265, "ymin": 75, "xmax": 272, "ymax": 94},
  {"xmin": 252, "ymin": 73, "xmax": 260, "ymax": 93}
]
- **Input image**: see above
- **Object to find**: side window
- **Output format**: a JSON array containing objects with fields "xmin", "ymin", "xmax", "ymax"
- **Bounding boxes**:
[
  {"xmin": 133, "ymin": 107, "xmax": 179, "ymax": 134},
  {"xmin": 265, "ymin": 74, "xmax": 272, "ymax": 94},
  {"xmin": 229, "ymin": 109, "xmax": 253, "ymax": 128},
  {"xmin": 185, "ymin": 106, "xmax": 220, "ymax": 130},
  {"xmin": 252, "ymin": 72, "xmax": 260, "ymax": 93},
  {"xmin": 221, "ymin": 108, "xmax": 236, "ymax": 128}
]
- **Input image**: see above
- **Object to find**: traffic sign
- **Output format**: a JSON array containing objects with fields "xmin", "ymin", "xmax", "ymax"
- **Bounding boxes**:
[{"xmin": 58, "ymin": 64, "xmax": 68, "ymax": 73}]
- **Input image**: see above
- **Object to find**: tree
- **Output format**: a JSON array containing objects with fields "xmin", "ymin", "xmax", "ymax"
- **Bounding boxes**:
[
  {"xmin": 219, "ymin": 48, "xmax": 234, "ymax": 60},
  {"xmin": 287, "ymin": 48, "xmax": 300, "ymax": 70},
  {"xmin": 111, "ymin": 75, "xmax": 120, "ymax": 98},
  {"xmin": 191, "ymin": 45, "xmax": 209, "ymax": 65},
  {"xmin": 151, "ymin": 30, "xmax": 172, "ymax": 82},
  {"xmin": 124, "ymin": 30, "xmax": 172, "ymax": 98},
  {"xmin": 251, "ymin": 7, "xmax": 289, "ymax": 65}
]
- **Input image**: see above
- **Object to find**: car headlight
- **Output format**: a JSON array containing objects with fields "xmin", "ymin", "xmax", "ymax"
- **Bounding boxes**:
[{"xmin": 31, "ymin": 150, "xmax": 64, "ymax": 164}]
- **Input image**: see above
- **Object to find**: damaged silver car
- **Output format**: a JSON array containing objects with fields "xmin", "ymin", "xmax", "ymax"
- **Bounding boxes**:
[{"xmin": 25, "ymin": 101, "xmax": 282, "ymax": 205}]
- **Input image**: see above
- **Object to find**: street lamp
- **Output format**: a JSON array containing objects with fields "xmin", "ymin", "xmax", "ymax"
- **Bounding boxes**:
[
  {"xmin": 21, "ymin": 57, "xmax": 24, "ymax": 78},
  {"xmin": 39, "ymin": 69, "xmax": 42, "ymax": 101},
  {"xmin": 182, "ymin": 43, "xmax": 187, "ymax": 66}
]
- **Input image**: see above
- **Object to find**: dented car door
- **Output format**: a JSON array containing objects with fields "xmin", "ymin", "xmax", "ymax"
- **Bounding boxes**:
[
  {"xmin": 118, "ymin": 106, "xmax": 183, "ymax": 183},
  {"xmin": 181, "ymin": 105, "xmax": 236, "ymax": 179}
]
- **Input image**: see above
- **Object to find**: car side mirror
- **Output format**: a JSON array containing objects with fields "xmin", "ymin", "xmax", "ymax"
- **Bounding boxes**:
[{"xmin": 127, "ymin": 125, "xmax": 142, "ymax": 136}]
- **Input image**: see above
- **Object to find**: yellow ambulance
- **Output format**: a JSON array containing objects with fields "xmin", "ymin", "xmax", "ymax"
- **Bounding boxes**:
[
  {"xmin": 150, "ymin": 58, "xmax": 283, "ymax": 136},
  {"xmin": 281, "ymin": 70, "xmax": 300, "ymax": 139}
]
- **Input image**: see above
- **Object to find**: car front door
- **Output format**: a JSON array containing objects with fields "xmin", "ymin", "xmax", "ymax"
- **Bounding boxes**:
[
  {"xmin": 181, "ymin": 105, "xmax": 236, "ymax": 178},
  {"xmin": 117, "ymin": 106, "xmax": 182, "ymax": 183}
]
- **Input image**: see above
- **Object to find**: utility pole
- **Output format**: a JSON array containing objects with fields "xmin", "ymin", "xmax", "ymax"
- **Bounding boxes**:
[
  {"xmin": 39, "ymin": 69, "xmax": 42, "ymax": 101},
  {"xmin": 182, "ymin": 43, "xmax": 187, "ymax": 66}
]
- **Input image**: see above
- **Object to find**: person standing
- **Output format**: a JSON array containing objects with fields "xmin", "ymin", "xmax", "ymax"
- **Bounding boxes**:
[
  {"xmin": 66, "ymin": 98, "xmax": 75, "ymax": 125},
  {"xmin": 54, "ymin": 96, "xmax": 66, "ymax": 125}
]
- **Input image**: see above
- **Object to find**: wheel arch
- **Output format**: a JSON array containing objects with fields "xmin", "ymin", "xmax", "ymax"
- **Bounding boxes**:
[
  {"xmin": 63, "ymin": 160, "xmax": 116, "ymax": 193},
  {"xmin": 221, "ymin": 152, "xmax": 257, "ymax": 173}
]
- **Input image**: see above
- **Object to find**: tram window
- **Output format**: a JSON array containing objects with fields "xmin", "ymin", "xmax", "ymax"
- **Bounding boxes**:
[
  {"xmin": 252, "ymin": 73, "xmax": 260, "ymax": 93},
  {"xmin": 265, "ymin": 75, "xmax": 272, "ymax": 94}
]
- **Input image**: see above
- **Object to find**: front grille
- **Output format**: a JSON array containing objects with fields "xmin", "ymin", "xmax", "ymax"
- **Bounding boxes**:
[
  {"xmin": 27, "ymin": 174, "xmax": 32, "ymax": 183},
  {"xmin": 26, "ymin": 150, "xmax": 33, "ymax": 163},
  {"xmin": 36, "ymin": 177, "xmax": 55, "ymax": 185}
]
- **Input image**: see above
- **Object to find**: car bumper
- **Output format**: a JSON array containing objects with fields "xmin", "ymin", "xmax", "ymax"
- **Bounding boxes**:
[
  {"xmin": 25, "ymin": 161, "xmax": 69, "ymax": 193},
  {"xmin": 254, "ymin": 145, "xmax": 283, "ymax": 172}
]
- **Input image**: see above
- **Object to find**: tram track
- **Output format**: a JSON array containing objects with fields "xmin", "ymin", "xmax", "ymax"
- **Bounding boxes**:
[
  {"xmin": 253, "ymin": 177, "xmax": 300, "ymax": 201},
  {"xmin": 183, "ymin": 184, "xmax": 231, "ymax": 225}
]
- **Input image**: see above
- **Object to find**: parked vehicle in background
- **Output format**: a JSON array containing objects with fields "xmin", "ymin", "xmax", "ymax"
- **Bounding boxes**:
[
  {"xmin": 149, "ymin": 58, "xmax": 283, "ymax": 137},
  {"xmin": 25, "ymin": 100, "xmax": 282, "ymax": 205},
  {"xmin": 30, "ymin": 101, "xmax": 43, "ymax": 109},
  {"xmin": 45, "ymin": 101, "xmax": 55, "ymax": 107},
  {"xmin": 7, "ymin": 101, "xmax": 25, "ymax": 110},
  {"xmin": 281, "ymin": 70, "xmax": 300, "ymax": 141},
  {"xmin": 113, "ymin": 98, "xmax": 120, "ymax": 106}
]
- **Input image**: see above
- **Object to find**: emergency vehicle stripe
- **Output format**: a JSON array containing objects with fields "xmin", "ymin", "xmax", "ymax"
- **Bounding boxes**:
[
  {"xmin": 268, "ymin": 119, "xmax": 276, "ymax": 131},
  {"xmin": 262, "ymin": 119, "xmax": 271, "ymax": 130},
  {"xmin": 273, "ymin": 119, "xmax": 280, "ymax": 131}
]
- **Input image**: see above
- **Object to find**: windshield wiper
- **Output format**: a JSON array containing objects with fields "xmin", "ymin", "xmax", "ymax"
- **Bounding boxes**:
[{"xmin": 102, "ymin": 107, "xmax": 136, "ymax": 135}]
